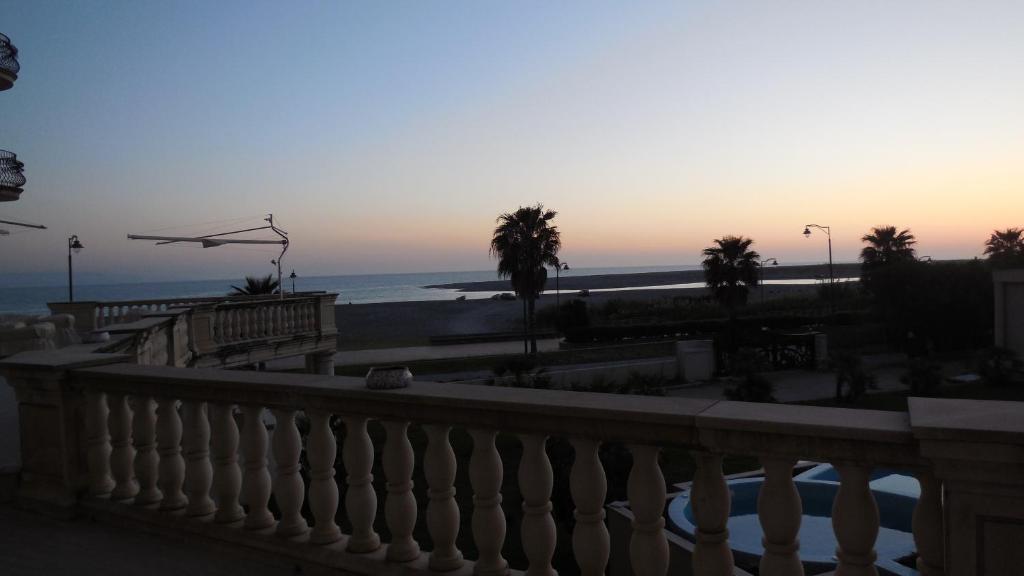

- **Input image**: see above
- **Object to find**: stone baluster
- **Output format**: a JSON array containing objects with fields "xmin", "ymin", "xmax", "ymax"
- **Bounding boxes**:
[
  {"xmin": 132, "ymin": 396, "xmax": 162, "ymax": 506},
  {"xmin": 470, "ymin": 429, "xmax": 508, "ymax": 576},
  {"xmin": 424, "ymin": 424, "xmax": 463, "ymax": 570},
  {"xmin": 758, "ymin": 458, "xmax": 803, "ymax": 575},
  {"xmin": 156, "ymin": 397, "xmax": 187, "ymax": 511},
  {"xmin": 308, "ymin": 410, "xmax": 342, "ymax": 544},
  {"xmin": 343, "ymin": 417, "xmax": 380, "ymax": 552},
  {"xmin": 212, "ymin": 310, "xmax": 222, "ymax": 343},
  {"xmin": 182, "ymin": 401, "xmax": 215, "ymax": 517},
  {"xmin": 570, "ymin": 438, "xmax": 609, "ymax": 575},
  {"xmin": 383, "ymin": 420, "xmax": 420, "ymax": 561},
  {"xmin": 271, "ymin": 409, "xmax": 309, "ymax": 538},
  {"xmin": 832, "ymin": 464, "xmax": 880, "ymax": 576},
  {"xmin": 85, "ymin": 389, "xmax": 114, "ymax": 497},
  {"xmin": 628, "ymin": 444, "xmax": 668, "ymax": 576},
  {"xmin": 240, "ymin": 405, "xmax": 275, "ymax": 530},
  {"xmin": 913, "ymin": 470, "xmax": 944, "ymax": 576},
  {"xmin": 520, "ymin": 434, "xmax": 556, "ymax": 576},
  {"xmin": 692, "ymin": 452, "xmax": 733, "ymax": 576},
  {"xmin": 209, "ymin": 403, "xmax": 244, "ymax": 524},
  {"xmin": 266, "ymin": 305, "xmax": 275, "ymax": 336},
  {"xmin": 108, "ymin": 393, "xmax": 138, "ymax": 501}
]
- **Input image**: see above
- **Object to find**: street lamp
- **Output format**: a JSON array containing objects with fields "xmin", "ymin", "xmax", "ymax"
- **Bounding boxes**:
[
  {"xmin": 759, "ymin": 257, "xmax": 778, "ymax": 305},
  {"xmin": 554, "ymin": 260, "xmax": 570, "ymax": 310},
  {"xmin": 289, "ymin": 269, "xmax": 297, "ymax": 293},
  {"xmin": 803, "ymin": 224, "xmax": 834, "ymax": 312},
  {"xmin": 68, "ymin": 235, "xmax": 83, "ymax": 302}
]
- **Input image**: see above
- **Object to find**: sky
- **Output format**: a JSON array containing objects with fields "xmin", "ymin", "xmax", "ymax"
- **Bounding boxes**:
[{"xmin": 1, "ymin": 1, "xmax": 1023, "ymax": 286}]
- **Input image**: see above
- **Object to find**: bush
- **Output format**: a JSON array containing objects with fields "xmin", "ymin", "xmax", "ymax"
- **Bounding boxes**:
[
  {"xmin": 556, "ymin": 298, "xmax": 589, "ymax": 331},
  {"xmin": 976, "ymin": 347, "xmax": 1023, "ymax": 387},
  {"xmin": 723, "ymin": 349, "xmax": 776, "ymax": 402},
  {"xmin": 901, "ymin": 358, "xmax": 943, "ymax": 395},
  {"xmin": 833, "ymin": 352, "xmax": 876, "ymax": 402}
]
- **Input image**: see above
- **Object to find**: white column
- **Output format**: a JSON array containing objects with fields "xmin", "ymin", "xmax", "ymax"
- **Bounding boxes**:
[
  {"xmin": 271, "ymin": 409, "xmax": 309, "ymax": 537},
  {"xmin": 758, "ymin": 458, "xmax": 803, "ymax": 576},
  {"xmin": 424, "ymin": 424, "xmax": 463, "ymax": 571},
  {"xmin": 570, "ymin": 438, "xmax": 609, "ymax": 576},
  {"xmin": 628, "ymin": 444, "xmax": 668, "ymax": 576},
  {"xmin": 913, "ymin": 470, "xmax": 944, "ymax": 576},
  {"xmin": 210, "ymin": 403, "xmax": 244, "ymax": 524},
  {"xmin": 691, "ymin": 451, "xmax": 733, "ymax": 576},
  {"xmin": 519, "ymin": 434, "xmax": 556, "ymax": 576},
  {"xmin": 383, "ymin": 420, "xmax": 420, "ymax": 561},
  {"xmin": 240, "ymin": 405, "xmax": 275, "ymax": 530},
  {"xmin": 470, "ymin": 429, "xmax": 508, "ymax": 576},
  {"xmin": 308, "ymin": 410, "xmax": 342, "ymax": 544},
  {"xmin": 343, "ymin": 417, "xmax": 380, "ymax": 552},
  {"xmin": 156, "ymin": 397, "xmax": 187, "ymax": 511},
  {"xmin": 85, "ymin": 389, "xmax": 114, "ymax": 497},
  {"xmin": 182, "ymin": 401, "xmax": 215, "ymax": 517},
  {"xmin": 132, "ymin": 396, "xmax": 162, "ymax": 506},
  {"xmin": 108, "ymin": 393, "xmax": 138, "ymax": 501},
  {"xmin": 832, "ymin": 464, "xmax": 879, "ymax": 576}
]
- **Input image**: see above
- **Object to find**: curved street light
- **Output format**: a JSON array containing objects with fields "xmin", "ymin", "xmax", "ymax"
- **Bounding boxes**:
[
  {"xmin": 68, "ymin": 235, "xmax": 84, "ymax": 302},
  {"xmin": 803, "ymin": 224, "xmax": 834, "ymax": 312},
  {"xmin": 554, "ymin": 260, "xmax": 570, "ymax": 310},
  {"xmin": 759, "ymin": 257, "xmax": 778, "ymax": 305},
  {"xmin": 289, "ymin": 269, "xmax": 297, "ymax": 293}
]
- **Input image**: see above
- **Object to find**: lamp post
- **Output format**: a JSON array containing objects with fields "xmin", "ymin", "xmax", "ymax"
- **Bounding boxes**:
[
  {"xmin": 803, "ymin": 224, "xmax": 834, "ymax": 312},
  {"xmin": 289, "ymin": 269, "xmax": 297, "ymax": 293},
  {"xmin": 67, "ymin": 235, "xmax": 83, "ymax": 302},
  {"xmin": 759, "ymin": 257, "xmax": 778, "ymax": 305}
]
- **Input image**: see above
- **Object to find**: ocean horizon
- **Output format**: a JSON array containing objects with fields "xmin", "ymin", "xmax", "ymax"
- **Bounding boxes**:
[{"xmin": 1, "ymin": 264, "xmax": 707, "ymax": 315}]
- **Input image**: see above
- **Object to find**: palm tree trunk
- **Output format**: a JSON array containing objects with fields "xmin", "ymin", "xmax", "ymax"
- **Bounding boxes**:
[
  {"xmin": 522, "ymin": 297, "xmax": 529, "ymax": 356},
  {"xmin": 528, "ymin": 296, "xmax": 538, "ymax": 355}
]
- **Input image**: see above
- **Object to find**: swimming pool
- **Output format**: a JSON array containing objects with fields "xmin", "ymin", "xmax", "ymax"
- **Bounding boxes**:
[{"xmin": 666, "ymin": 464, "xmax": 919, "ymax": 575}]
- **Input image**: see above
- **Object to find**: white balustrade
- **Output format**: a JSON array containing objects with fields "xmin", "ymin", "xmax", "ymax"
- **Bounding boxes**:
[
  {"xmin": 470, "ymin": 428, "xmax": 508, "ymax": 576},
  {"xmin": 424, "ymin": 424, "xmax": 463, "ymax": 571},
  {"xmin": 85, "ymin": 390, "xmax": 114, "ymax": 497},
  {"xmin": 108, "ymin": 393, "xmax": 137, "ymax": 501},
  {"xmin": 240, "ymin": 405, "xmax": 275, "ymax": 530},
  {"xmin": 628, "ymin": 444, "xmax": 668, "ymax": 576},
  {"xmin": 343, "ymin": 417, "xmax": 380, "ymax": 552},
  {"xmin": 131, "ymin": 395, "xmax": 162, "ymax": 506},
  {"xmin": 156, "ymin": 397, "xmax": 187, "ymax": 511},
  {"xmin": 691, "ymin": 452, "xmax": 733, "ymax": 576},
  {"xmin": 758, "ymin": 458, "xmax": 803, "ymax": 576},
  {"xmin": 271, "ymin": 409, "xmax": 309, "ymax": 538},
  {"xmin": 913, "ymin": 470, "xmax": 944, "ymax": 576},
  {"xmin": 308, "ymin": 410, "xmax": 342, "ymax": 544},
  {"xmin": 182, "ymin": 401, "xmax": 215, "ymax": 517},
  {"xmin": 383, "ymin": 420, "xmax": 420, "ymax": 561},
  {"xmin": 209, "ymin": 403, "xmax": 244, "ymax": 524},
  {"xmin": 519, "ymin": 434, "xmax": 556, "ymax": 576},
  {"xmin": 570, "ymin": 438, "xmax": 609, "ymax": 576},
  {"xmin": 832, "ymin": 464, "xmax": 880, "ymax": 576}
]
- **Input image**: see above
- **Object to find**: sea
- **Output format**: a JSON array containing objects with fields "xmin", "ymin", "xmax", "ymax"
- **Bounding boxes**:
[{"xmin": 0, "ymin": 265, "xmax": 704, "ymax": 316}]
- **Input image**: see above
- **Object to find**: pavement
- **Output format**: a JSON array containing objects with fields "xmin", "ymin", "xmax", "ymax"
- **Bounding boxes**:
[
  {"xmin": 665, "ymin": 364, "xmax": 917, "ymax": 402},
  {"xmin": 265, "ymin": 338, "xmax": 563, "ymax": 370}
]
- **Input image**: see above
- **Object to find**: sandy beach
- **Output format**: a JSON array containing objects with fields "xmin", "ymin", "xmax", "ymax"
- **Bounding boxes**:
[{"xmin": 426, "ymin": 262, "xmax": 861, "ymax": 292}]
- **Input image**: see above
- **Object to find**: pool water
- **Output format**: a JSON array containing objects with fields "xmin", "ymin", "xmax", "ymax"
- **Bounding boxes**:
[{"xmin": 667, "ymin": 465, "xmax": 919, "ymax": 575}]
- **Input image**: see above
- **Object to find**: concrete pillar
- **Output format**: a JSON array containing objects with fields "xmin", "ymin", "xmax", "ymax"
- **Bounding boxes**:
[
  {"xmin": 307, "ymin": 350, "xmax": 335, "ymax": 376},
  {"xmin": 814, "ymin": 332, "xmax": 829, "ymax": 370},
  {"xmin": 676, "ymin": 340, "xmax": 715, "ymax": 382}
]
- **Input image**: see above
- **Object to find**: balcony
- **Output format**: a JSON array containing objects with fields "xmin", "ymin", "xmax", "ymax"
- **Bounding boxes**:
[
  {"xmin": 0, "ymin": 33, "xmax": 18, "ymax": 91},
  {"xmin": 0, "ymin": 149, "xmax": 26, "ymax": 202},
  {"xmin": 47, "ymin": 293, "xmax": 339, "ymax": 370},
  {"xmin": 1, "ymin": 347, "xmax": 1022, "ymax": 576}
]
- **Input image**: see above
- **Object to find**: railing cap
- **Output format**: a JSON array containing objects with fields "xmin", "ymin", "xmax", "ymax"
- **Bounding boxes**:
[
  {"xmin": 0, "ymin": 350, "xmax": 130, "ymax": 373},
  {"xmin": 909, "ymin": 396, "xmax": 1024, "ymax": 444},
  {"xmin": 697, "ymin": 400, "xmax": 914, "ymax": 444}
]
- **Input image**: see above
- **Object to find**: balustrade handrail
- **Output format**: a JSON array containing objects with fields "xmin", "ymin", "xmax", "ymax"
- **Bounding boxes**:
[
  {"xmin": 63, "ymin": 291, "xmax": 329, "ymax": 310},
  {"xmin": 72, "ymin": 362, "xmax": 917, "ymax": 461}
]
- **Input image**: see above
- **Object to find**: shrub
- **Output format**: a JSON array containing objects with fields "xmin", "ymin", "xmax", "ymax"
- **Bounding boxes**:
[
  {"xmin": 901, "ymin": 358, "xmax": 943, "ymax": 395},
  {"xmin": 976, "ymin": 347, "xmax": 1023, "ymax": 387},
  {"xmin": 833, "ymin": 352, "xmax": 876, "ymax": 402}
]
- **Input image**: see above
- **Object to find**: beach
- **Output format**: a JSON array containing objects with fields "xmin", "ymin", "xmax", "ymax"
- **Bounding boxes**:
[{"xmin": 337, "ymin": 263, "xmax": 857, "ymax": 349}]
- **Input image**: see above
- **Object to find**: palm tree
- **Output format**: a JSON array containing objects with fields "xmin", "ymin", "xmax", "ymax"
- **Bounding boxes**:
[
  {"xmin": 984, "ymin": 227, "xmax": 1024, "ymax": 268},
  {"xmin": 701, "ymin": 236, "xmax": 760, "ymax": 319},
  {"xmin": 230, "ymin": 274, "xmax": 280, "ymax": 296},
  {"xmin": 860, "ymin": 225, "xmax": 917, "ymax": 290},
  {"xmin": 490, "ymin": 204, "xmax": 561, "ymax": 355}
]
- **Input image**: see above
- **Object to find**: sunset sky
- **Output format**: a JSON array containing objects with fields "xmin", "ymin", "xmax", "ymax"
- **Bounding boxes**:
[{"xmin": 2, "ymin": 1, "xmax": 1022, "ymax": 285}]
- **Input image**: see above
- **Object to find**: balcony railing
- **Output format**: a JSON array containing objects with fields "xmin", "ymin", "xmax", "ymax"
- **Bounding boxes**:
[
  {"xmin": 0, "ymin": 149, "xmax": 25, "ymax": 201},
  {"xmin": 2, "ymin": 352, "xmax": 1021, "ymax": 575},
  {"xmin": 0, "ymin": 32, "xmax": 18, "ymax": 91}
]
